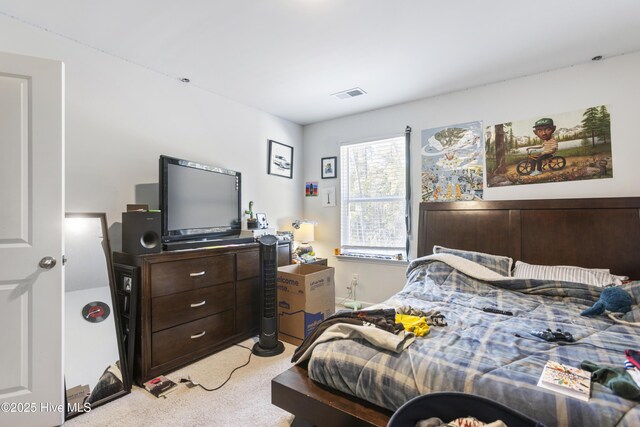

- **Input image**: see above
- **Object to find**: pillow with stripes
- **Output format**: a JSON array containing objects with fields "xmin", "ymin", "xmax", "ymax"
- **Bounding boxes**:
[
  {"xmin": 433, "ymin": 246, "xmax": 513, "ymax": 276},
  {"xmin": 512, "ymin": 260, "xmax": 627, "ymax": 287}
]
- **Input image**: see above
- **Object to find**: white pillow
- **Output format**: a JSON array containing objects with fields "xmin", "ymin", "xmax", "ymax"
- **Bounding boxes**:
[{"xmin": 513, "ymin": 261, "xmax": 626, "ymax": 287}]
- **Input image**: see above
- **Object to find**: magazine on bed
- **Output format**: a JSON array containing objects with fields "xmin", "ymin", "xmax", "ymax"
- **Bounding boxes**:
[
  {"xmin": 537, "ymin": 360, "xmax": 591, "ymax": 401},
  {"xmin": 143, "ymin": 375, "xmax": 177, "ymax": 398}
]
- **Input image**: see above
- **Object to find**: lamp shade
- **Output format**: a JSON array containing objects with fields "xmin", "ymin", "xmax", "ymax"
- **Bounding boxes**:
[{"xmin": 293, "ymin": 222, "xmax": 314, "ymax": 243}]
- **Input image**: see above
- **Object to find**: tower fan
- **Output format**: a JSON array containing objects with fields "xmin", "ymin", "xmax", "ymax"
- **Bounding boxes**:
[{"xmin": 252, "ymin": 234, "xmax": 285, "ymax": 356}]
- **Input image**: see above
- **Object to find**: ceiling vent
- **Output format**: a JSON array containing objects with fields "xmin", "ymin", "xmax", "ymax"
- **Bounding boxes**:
[{"xmin": 331, "ymin": 87, "xmax": 367, "ymax": 99}]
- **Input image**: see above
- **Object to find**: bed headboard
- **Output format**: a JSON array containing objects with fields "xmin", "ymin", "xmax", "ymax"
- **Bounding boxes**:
[{"xmin": 417, "ymin": 197, "xmax": 640, "ymax": 279}]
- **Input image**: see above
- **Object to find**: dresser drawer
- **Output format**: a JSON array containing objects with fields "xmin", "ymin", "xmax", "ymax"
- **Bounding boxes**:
[
  {"xmin": 237, "ymin": 250, "xmax": 259, "ymax": 280},
  {"xmin": 150, "ymin": 254, "xmax": 234, "ymax": 297},
  {"xmin": 151, "ymin": 282, "xmax": 234, "ymax": 332},
  {"xmin": 237, "ymin": 244, "xmax": 291, "ymax": 281},
  {"xmin": 151, "ymin": 310, "xmax": 234, "ymax": 367},
  {"xmin": 236, "ymin": 277, "xmax": 259, "ymax": 335}
]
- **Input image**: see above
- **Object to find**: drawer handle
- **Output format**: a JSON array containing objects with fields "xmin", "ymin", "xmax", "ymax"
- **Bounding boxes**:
[
  {"xmin": 190, "ymin": 271, "xmax": 206, "ymax": 277},
  {"xmin": 190, "ymin": 331, "xmax": 206, "ymax": 339},
  {"xmin": 190, "ymin": 300, "xmax": 206, "ymax": 308}
]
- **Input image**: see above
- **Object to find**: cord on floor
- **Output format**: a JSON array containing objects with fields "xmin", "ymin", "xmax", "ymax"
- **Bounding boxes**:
[
  {"xmin": 179, "ymin": 344, "xmax": 253, "ymax": 392},
  {"xmin": 336, "ymin": 286, "xmax": 354, "ymax": 307}
]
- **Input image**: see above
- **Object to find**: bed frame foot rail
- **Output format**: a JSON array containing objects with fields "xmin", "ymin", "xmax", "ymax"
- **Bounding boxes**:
[{"xmin": 271, "ymin": 365, "xmax": 392, "ymax": 427}]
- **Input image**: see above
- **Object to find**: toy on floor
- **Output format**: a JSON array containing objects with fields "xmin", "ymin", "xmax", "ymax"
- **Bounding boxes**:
[{"xmin": 581, "ymin": 286, "xmax": 633, "ymax": 317}]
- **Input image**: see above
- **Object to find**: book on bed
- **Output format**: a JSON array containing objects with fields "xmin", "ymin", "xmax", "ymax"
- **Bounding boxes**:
[{"xmin": 537, "ymin": 360, "xmax": 591, "ymax": 401}]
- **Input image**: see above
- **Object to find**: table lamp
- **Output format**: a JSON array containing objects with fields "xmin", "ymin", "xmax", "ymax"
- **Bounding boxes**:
[{"xmin": 292, "ymin": 220, "xmax": 315, "ymax": 256}]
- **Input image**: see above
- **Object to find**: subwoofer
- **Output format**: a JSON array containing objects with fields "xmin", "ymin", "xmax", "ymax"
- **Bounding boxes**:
[
  {"xmin": 122, "ymin": 211, "xmax": 161, "ymax": 255},
  {"xmin": 252, "ymin": 234, "xmax": 285, "ymax": 357}
]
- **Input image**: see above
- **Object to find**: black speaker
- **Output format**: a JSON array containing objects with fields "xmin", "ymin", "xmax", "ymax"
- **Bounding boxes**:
[{"xmin": 122, "ymin": 211, "xmax": 161, "ymax": 255}]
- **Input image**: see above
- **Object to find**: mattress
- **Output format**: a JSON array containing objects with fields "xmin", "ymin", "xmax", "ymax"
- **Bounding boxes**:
[{"xmin": 306, "ymin": 254, "xmax": 640, "ymax": 427}]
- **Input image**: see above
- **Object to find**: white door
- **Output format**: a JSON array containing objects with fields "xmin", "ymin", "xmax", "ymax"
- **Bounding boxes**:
[{"xmin": 0, "ymin": 51, "xmax": 65, "ymax": 427}]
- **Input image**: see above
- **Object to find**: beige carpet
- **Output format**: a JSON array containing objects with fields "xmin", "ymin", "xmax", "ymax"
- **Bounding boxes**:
[{"xmin": 65, "ymin": 338, "xmax": 296, "ymax": 426}]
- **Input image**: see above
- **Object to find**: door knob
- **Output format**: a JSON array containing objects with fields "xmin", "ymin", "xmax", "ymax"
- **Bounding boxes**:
[{"xmin": 39, "ymin": 256, "xmax": 57, "ymax": 269}]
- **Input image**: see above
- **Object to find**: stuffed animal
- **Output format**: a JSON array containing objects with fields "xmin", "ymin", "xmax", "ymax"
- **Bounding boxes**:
[{"xmin": 581, "ymin": 286, "xmax": 633, "ymax": 317}]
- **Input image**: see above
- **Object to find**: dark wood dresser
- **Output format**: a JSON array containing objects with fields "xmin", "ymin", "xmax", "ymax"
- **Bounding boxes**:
[{"xmin": 113, "ymin": 241, "xmax": 291, "ymax": 385}]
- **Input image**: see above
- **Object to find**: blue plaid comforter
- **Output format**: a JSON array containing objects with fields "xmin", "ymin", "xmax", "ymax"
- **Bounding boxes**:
[{"xmin": 306, "ymin": 255, "xmax": 640, "ymax": 427}]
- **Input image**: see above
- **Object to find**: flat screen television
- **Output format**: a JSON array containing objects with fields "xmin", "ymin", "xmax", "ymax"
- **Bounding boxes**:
[{"xmin": 159, "ymin": 155, "xmax": 251, "ymax": 249}]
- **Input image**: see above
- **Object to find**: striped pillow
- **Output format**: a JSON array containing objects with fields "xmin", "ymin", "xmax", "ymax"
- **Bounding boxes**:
[
  {"xmin": 433, "ymin": 246, "xmax": 513, "ymax": 276},
  {"xmin": 513, "ymin": 261, "xmax": 625, "ymax": 287}
]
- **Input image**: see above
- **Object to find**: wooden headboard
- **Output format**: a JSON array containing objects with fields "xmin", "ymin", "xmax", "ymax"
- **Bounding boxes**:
[{"xmin": 418, "ymin": 197, "xmax": 640, "ymax": 279}]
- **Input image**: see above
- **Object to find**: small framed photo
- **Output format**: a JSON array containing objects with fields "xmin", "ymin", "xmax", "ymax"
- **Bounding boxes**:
[
  {"xmin": 268, "ymin": 139, "xmax": 293, "ymax": 179},
  {"xmin": 305, "ymin": 181, "xmax": 318, "ymax": 197},
  {"xmin": 255, "ymin": 213, "xmax": 268, "ymax": 229},
  {"xmin": 321, "ymin": 156, "xmax": 337, "ymax": 179}
]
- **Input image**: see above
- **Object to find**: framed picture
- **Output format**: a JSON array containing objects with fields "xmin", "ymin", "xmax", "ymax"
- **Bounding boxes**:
[
  {"xmin": 305, "ymin": 181, "xmax": 318, "ymax": 197},
  {"xmin": 255, "ymin": 213, "xmax": 268, "ymax": 229},
  {"xmin": 268, "ymin": 139, "xmax": 293, "ymax": 178},
  {"xmin": 321, "ymin": 156, "xmax": 337, "ymax": 179},
  {"xmin": 321, "ymin": 186, "xmax": 336, "ymax": 207}
]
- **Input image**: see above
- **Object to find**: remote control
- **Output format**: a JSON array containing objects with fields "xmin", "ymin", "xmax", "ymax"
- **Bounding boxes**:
[{"xmin": 482, "ymin": 307, "xmax": 513, "ymax": 316}]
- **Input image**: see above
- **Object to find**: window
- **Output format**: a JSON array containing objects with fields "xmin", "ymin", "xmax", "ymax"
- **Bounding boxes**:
[{"xmin": 340, "ymin": 136, "xmax": 407, "ymax": 258}]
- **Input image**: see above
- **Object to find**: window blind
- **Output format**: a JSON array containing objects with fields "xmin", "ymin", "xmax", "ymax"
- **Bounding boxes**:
[{"xmin": 340, "ymin": 136, "xmax": 407, "ymax": 256}]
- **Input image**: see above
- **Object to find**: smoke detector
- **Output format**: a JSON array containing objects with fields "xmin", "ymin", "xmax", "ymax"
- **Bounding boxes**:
[{"xmin": 331, "ymin": 87, "xmax": 367, "ymax": 99}]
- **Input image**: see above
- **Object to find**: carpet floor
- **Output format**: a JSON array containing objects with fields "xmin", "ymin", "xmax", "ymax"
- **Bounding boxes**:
[{"xmin": 64, "ymin": 337, "xmax": 296, "ymax": 426}]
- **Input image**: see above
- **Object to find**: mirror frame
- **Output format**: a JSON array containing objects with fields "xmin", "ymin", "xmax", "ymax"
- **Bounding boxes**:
[{"xmin": 65, "ymin": 212, "xmax": 131, "ymax": 419}]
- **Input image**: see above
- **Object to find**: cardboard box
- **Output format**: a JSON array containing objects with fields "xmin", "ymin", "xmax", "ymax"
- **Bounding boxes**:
[
  {"xmin": 66, "ymin": 384, "xmax": 90, "ymax": 414},
  {"xmin": 277, "ymin": 263, "xmax": 335, "ymax": 346}
]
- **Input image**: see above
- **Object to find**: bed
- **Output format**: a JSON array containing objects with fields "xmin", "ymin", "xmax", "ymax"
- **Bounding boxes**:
[{"xmin": 271, "ymin": 197, "xmax": 640, "ymax": 427}]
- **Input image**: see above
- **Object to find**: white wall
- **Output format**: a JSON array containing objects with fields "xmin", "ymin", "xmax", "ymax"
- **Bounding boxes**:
[
  {"xmin": 303, "ymin": 51, "xmax": 640, "ymax": 305},
  {"xmin": 0, "ymin": 15, "xmax": 304, "ymax": 248}
]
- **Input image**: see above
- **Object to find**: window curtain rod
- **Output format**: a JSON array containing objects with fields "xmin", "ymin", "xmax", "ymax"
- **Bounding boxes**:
[{"xmin": 405, "ymin": 125, "xmax": 412, "ymax": 260}]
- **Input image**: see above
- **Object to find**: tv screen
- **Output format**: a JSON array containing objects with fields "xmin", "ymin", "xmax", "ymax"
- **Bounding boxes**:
[{"xmin": 159, "ymin": 155, "xmax": 241, "ymax": 243}]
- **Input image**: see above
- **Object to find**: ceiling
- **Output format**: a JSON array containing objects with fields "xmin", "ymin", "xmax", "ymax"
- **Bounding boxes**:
[{"xmin": 2, "ymin": 1, "xmax": 640, "ymax": 125}]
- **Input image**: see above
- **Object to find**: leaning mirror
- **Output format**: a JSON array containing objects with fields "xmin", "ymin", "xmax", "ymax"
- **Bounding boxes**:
[{"xmin": 64, "ymin": 213, "xmax": 130, "ymax": 419}]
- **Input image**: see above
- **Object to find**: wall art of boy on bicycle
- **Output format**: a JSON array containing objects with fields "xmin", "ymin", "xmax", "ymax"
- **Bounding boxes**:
[
  {"xmin": 518, "ymin": 118, "xmax": 565, "ymax": 176},
  {"xmin": 485, "ymin": 105, "xmax": 613, "ymax": 187}
]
